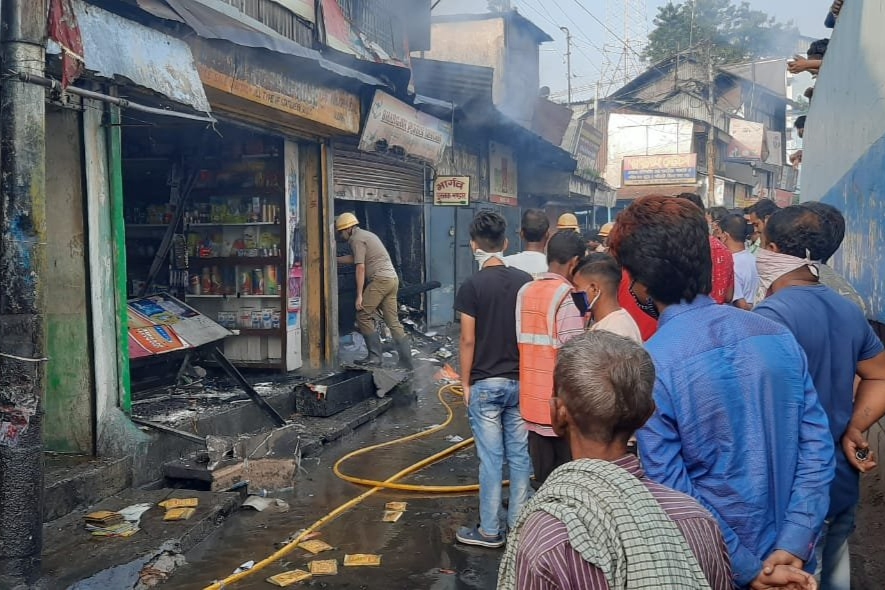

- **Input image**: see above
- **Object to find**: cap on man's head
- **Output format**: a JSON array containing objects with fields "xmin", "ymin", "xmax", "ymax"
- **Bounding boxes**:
[
  {"xmin": 335, "ymin": 212, "xmax": 359, "ymax": 231},
  {"xmin": 598, "ymin": 222, "xmax": 615, "ymax": 238},
  {"xmin": 557, "ymin": 213, "xmax": 580, "ymax": 231}
]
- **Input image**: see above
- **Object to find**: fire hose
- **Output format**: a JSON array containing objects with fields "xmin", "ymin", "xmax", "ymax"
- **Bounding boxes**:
[{"xmin": 203, "ymin": 382, "xmax": 490, "ymax": 589}]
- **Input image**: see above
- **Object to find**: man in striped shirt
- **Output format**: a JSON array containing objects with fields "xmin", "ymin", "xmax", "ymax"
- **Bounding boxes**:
[{"xmin": 507, "ymin": 331, "xmax": 817, "ymax": 590}]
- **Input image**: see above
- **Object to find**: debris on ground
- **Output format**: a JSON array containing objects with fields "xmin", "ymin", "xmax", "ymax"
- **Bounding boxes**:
[
  {"xmin": 436, "ymin": 348, "xmax": 453, "ymax": 360},
  {"xmin": 241, "ymin": 496, "xmax": 290, "ymax": 513},
  {"xmin": 438, "ymin": 568, "xmax": 457, "ymax": 575},
  {"xmin": 382, "ymin": 510, "xmax": 403, "ymax": 523},
  {"xmin": 266, "ymin": 569, "xmax": 312, "ymax": 587},
  {"xmin": 136, "ymin": 549, "xmax": 186, "ymax": 589},
  {"xmin": 308, "ymin": 559, "xmax": 338, "ymax": 576},
  {"xmin": 343, "ymin": 554, "xmax": 382, "ymax": 567},
  {"xmin": 385, "ymin": 502, "xmax": 407, "ymax": 511},
  {"xmin": 84, "ymin": 509, "xmax": 141, "ymax": 537},
  {"xmin": 158, "ymin": 498, "xmax": 199, "ymax": 509},
  {"xmin": 118, "ymin": 503, "xmax": 153, "ymax": 526},
  {"xmin": 445, "ymin": 435, "xmax": 465, "ymax": 443},
  {"xmin": 233, "ymin": 560, "xmax": 255, "ymax": 574},
  {"xmin": 433, "ymin": 364, "xmax": 460, "ymax": 383},
  {"xmin": 163, "ymin": 507, "xmax": 196, "ymax": 521},
  {"xmin": 371, "ymin": 368, "xmax": 409, "ymax": 398},
  {"xmin": 299, "ymin": 539, "xmax": 334, "ymax": 554}
]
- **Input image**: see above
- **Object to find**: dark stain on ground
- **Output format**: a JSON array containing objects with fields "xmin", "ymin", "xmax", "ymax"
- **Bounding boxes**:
[{"xmin": 169, "ymin": 372, "xmax": 504, "ymax": 590}]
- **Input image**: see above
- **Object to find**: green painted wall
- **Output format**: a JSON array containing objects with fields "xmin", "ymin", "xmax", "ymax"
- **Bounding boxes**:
[{"xmin": 44, "ymin": 107, "xmax": 94, "ymax": 454}]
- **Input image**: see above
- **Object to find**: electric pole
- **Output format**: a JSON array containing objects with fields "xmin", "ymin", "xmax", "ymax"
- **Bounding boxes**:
[
  {"xmin": 560, "ymin": 26, "xmax": 572, "ymax": 106},
  {"xmin": 706, "ymin": 43, "xmax": 717, "ymax": 208},
  {"xmin": 0, "ymin": 0, "xmax": 48, "ymax": 586}
]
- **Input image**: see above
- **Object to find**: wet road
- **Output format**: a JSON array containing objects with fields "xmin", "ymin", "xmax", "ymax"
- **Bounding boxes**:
[{"xmin": 169, "ymin": 367, "xmax": 506, "ymax": 590}]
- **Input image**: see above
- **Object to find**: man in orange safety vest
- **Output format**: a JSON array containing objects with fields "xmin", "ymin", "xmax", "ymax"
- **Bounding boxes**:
[{"xmin": 515, "ymin": 230, "xmax": 587, "ymax": 485}]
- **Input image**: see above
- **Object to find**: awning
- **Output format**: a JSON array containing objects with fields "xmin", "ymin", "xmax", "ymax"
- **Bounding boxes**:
[
  {"xmin": 46, "ymin": 1, "xmax": 210, "ymax": 114},
  {"xmin": 138, "ymin": 0, "xmax": 383, "ymax": 88}
]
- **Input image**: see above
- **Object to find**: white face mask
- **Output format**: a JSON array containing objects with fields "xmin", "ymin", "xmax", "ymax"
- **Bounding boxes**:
[
  {"xmin": 756, "ymin": 248, "xmax": 820, "ymax": 293},
  {"xmin": 474, "ymin": 248, "xmax": 506, "ymax": 269}
]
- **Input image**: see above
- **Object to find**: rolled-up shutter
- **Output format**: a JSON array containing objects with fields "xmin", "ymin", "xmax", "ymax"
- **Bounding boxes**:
[{"xmin": 332, "ymin": 141, "xmax": 426, "ymax": 204}]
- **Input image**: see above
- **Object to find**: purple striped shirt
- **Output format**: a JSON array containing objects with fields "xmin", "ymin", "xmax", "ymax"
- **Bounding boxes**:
[{"xmin": 514, "ymin": 455, "xmax": 732, "ymax": 590}]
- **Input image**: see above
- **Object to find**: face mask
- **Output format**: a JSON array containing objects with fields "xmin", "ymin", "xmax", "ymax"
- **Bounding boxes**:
[
  {"xmin": 474, "ymin": 248, "xmax": 506, "ymax": 269},
  {"xmin": 756, "ymin": 248, "xmax": 820, "ymax": 293},
  {"xmin": 629, "ymin": 280, "xmax": 660, "ymax": 319}
]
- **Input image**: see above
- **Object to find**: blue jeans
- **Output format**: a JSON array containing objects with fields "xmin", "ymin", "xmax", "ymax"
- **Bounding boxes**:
[
  {"xmin": 814, "ymin": 506, "xmax": 855, "ymax": 590},
  {"xmin": 467, "ymin": 378, "xmax": 533, "ymax": 537}
]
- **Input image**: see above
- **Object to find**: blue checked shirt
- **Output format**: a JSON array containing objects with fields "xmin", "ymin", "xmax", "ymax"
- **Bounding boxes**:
[{"xmin": 636, "ymin": 296, "xmax": 835, "ymax": 587}]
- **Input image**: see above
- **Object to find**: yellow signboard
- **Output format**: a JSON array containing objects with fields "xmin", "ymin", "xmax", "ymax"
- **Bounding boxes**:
[{"xmin": 197, "ymin": 65, "xmax": 360, "ymax": 135}]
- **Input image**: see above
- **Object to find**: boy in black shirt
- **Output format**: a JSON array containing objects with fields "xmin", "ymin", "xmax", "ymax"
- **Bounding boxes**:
[{"xmin": 454, "ymin": 210, "xmax": 533, "ymax": 548}]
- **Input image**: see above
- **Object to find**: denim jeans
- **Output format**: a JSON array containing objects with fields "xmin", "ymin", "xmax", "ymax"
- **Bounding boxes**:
[
  {"xmin": 814, "ymin": 506, "xmax": 855, "ymax": 590},
  {"xmin": 467, "ymin": 377, "xmax": 533, "ymax": 537}
]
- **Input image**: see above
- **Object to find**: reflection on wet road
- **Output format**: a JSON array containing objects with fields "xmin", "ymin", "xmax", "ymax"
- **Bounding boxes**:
[{"xmin": 170, "ymin": 376, "xmax": 504, "ymax": 590}]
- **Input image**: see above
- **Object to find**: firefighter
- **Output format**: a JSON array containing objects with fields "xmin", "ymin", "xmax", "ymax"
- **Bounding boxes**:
[{"xmin": 336, "ymin": 213, "xmax": 412, "ymax": 369}]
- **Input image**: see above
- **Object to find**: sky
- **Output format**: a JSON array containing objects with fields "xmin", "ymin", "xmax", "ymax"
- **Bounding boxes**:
[{"xmin": 434, "ymin": 0, "xmax": 831, "ymax": 101}]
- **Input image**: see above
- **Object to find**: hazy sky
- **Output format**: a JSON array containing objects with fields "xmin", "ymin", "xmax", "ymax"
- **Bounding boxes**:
[{"xmin": 434, "ymin": 0, "xmax": 831, "ymax": 100}]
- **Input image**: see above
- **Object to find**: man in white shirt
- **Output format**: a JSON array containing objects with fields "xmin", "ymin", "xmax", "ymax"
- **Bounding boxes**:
[
  {"xmin": 718, "ymin": 214, "xmax": 759, "ymax": 310},
  {"xmin": 505, "ymin": 209, "xmax": 549, "ymax": 278},
  {"xmin": 572, "ymin": 253, "xmax": 643, "ymax": 343}
]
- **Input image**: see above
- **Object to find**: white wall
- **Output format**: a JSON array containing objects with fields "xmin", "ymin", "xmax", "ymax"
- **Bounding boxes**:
[{"xmin": 604, "ymin": 113, "xmax": 695, "ymax": 188}]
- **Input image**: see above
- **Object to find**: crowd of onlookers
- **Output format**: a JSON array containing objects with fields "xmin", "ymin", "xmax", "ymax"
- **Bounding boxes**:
[{"xmin": 453, "ymin": 182, "xmax": 884, "ymax": 589}]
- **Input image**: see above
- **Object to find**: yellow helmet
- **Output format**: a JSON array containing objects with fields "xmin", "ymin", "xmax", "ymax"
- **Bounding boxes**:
[
  {"xmin": 598, "ymin": 222, "xmax": 615, "ymax": 237},
  {"xmin": 335, "ymin": 212, "xmax": 359, "ymax": 231},
  {"xmin": 557, "ymin": 213, "xmax": 579, "ymax": 231}
]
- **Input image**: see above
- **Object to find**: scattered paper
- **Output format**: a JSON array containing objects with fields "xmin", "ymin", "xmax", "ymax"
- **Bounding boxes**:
[
  {"xmin": 118, "ymin": 503, "xmax": 153, "ymax": 524},
  {"xmin": 344, "ymin": 554, "xmax": 382, "ymax": 567},
  {"xmin": 424, "ymin": 331, "xmax": 438, "ymax": 338},
  {"xmin": 299, "ymin": 539, "xmax": 333, "ymax": 554},
  {"xmin": 266, "ymin": 570, "xmax": 312, "ymax": 587},
  {"xmin": 159, "ymin": 498, "xmax": 199, "ymax": 509},
  {"xmin": 308, "ymin": 560, "xmax": 338, "ymax": 576},
  {"xmin": 233, "ymin": 560, "xmax": 255, "ymax": 574},
  {"xmin": 384, "ymin": 502, "xmax": 407, "ymax": 511},
  {"xmin": 242, "ymin": 496, "xmax": 290, "ymax": 513},
  {"xmin": 163, "ymin": 507, "xmax": 196, "ymax": 521},
  {"xmin": 382, "ymin": 511, "xmax": 403, "ymax": 523},
  {"xmin": 86, "ymin": 522, "xmax": 139, "ymax": 537}
]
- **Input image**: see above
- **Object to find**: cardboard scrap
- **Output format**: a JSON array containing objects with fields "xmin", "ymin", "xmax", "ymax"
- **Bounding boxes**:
[
  {"xmin": 159, "ymin": 498, "xmax": 199, "ymax": 509},
  {"xmin": 299, "ymin": 539, "xmax": 333, "ymax": 555},
  {"xmin": 344, "ymin": 554, "xmax": 382, "ymax": 567},
  {"xmin": 86, "ymin": 522, "xmax": 139, "ymax": 537},
  {"xmin": 308, "ymin": 560, "xmax": 338, "ymax": 576},
  {"xmin": 85, "ymin": 510, "xmax": 123, "ymax": 526},
  {"xmin": 163, "ymin": 507, "xmax": 196, "ymax": 521},
  {"xmin": 382, "ymin": 510, "xmax": 403, "ymax": 523},
  {"xmin": 266, "ymin": 570, "xmax": 312, "ymax": 587},
  {"xmin": 384, "ymin": 502, "xmax": 407, "ymax": 512}
]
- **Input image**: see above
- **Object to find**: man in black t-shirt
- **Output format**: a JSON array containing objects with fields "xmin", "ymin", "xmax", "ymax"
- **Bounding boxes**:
[{"xmin": 454, "ymin": 210, "xmax": 533, "ymax": 549}]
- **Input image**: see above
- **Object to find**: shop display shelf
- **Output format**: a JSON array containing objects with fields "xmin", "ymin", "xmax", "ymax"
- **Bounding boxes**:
[
  {"xmin": 186, "ymin": 294, "xmax": 281, "ymax": 299},
  {"xmin": 187, "ymin": 222, "xmax": 279, "ymax": 227},
  {"xmin": 188, "ymin": 257, "xmax": 281, "ymax": 266}
]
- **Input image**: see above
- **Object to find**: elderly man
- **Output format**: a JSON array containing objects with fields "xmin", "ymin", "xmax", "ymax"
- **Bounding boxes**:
[
  {"xmin": 500, "ymin": 331, "xmax": 735, "ymax": 590},
  {"xmin": 610, "ymin": 195, "xmax": 832, "ymax": 589}
]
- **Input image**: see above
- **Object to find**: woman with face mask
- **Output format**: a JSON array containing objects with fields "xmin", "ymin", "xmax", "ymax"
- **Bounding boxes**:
[{"xmin": 572, "ymin": 253, "xmax": 643, "ymax": 343}]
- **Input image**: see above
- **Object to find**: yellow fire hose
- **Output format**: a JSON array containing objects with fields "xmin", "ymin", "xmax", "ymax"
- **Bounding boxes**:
[{"xmin": 204, "ymin": 382, "xmax": 479, "ymax": 589}]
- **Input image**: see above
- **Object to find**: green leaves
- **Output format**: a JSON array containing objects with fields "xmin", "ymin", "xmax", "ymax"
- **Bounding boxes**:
[{"xmin": 644, "ymin": 0, "xmax": 799, "ymax": 65}]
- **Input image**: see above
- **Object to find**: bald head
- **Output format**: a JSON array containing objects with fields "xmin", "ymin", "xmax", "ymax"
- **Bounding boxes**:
[{"xmin": 553, "ymin": 331, "xmax": 656, "ymax": 444}]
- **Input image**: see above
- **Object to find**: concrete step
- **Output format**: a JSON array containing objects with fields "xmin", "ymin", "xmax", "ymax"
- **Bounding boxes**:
[
  {"xmin": 43, "ymin": 455, "xmax": 132, "ymax": 523},
  {"xmin": 41, "ymin": 488, "xmax": 242, "ymax": 589}
]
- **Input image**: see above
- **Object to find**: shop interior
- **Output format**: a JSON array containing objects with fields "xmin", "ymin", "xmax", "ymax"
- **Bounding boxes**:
[{"xmin": 121, "ymin": 116, "xmax": 302, "ymax": 384}]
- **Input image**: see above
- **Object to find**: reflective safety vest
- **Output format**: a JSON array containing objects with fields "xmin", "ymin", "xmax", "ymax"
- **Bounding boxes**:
[{"xmin": 516, "ymin": 277, "xmax": 574, "ymax": 426}]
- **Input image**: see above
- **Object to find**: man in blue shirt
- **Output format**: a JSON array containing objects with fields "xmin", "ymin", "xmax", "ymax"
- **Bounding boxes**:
[
  {"xmin": 608, "ymin": 195, "xmax": 833, "ymax": 589},
  {"xmin": 755, "ymin": 204, "xmax": 885, "ymax": 590}
]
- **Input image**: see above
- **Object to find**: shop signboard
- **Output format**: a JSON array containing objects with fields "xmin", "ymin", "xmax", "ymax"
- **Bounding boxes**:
[
  {"xmin": 489, "ymin": 141, "xmax": 518, "ymax": 206},
  {"xmin": 574, "ymin": 120, "xmax": 603, "ymax": 175},
  {"xmin": 359, "ymin": 90, "xmax": 451, "ymax": 164},
  {"xmin": 434, "ymin": 176, "xmax": 471, "ymax": 206},
  {"xmin": 127, "ymin": 294, "xmax": 230, "ymax": 359},
  {"xmin": 193, "ymin": 42, "xmax": 360, "ymax": 135},
  {"xmin": 727, "ymin": 119, "xmax": 765, "ymax": 160},
  {"xmin": 622, "ymin": 154, "xmax": 697, "ymax": 186}
]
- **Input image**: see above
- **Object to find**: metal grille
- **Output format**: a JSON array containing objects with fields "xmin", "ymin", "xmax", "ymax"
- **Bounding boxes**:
[
  {"xmin": 336, "ymin": 0, "xmax": 405, "ymax": 60},
  {"xmin": 217, "ymin": 0, "xmax": 314, "ymax": 46}
]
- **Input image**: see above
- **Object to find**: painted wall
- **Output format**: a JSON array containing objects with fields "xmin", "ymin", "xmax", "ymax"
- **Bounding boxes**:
[
  {"xmin": 500, "ymin": 20, "xmax": 541, "ymax": 128},
  {"xmin": 44, "ymin": 108, "xmax": 94, "ymax": 453},
  {"xmin": 801, "ymin": 0, "xmax": 885, "ymax": 323}
]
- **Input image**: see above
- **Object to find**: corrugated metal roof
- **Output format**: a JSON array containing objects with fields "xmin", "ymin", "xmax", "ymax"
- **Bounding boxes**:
[
  {"xmin": 411, "ymin": 58, "xmax": 494, "ymax": 107},
  {"xmin": 48, "ymin": 1, "xmax": 211, "ymax": 112}
]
